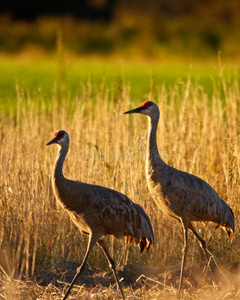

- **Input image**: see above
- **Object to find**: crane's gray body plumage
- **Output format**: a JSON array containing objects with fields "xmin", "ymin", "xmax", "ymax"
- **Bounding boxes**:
[
  {"xmin": 52, "ymin": 142, "xmax": 154, "ymax": 250},
  {"xmin": 144, "ymin": 102, "xmax": 234, "ymax": 235},
  {"xmin": 147, "ymin": 160, "xmax": 234, "ymax": 232},
  {"xmin": 54, "ymin": 177, "xmax": 154, "ymax": 245},
  {"xmin": 124, "ymin": 101, "xmax": 234, "ymax": 288},
  {"xmin": 47, "ymin": 130, "xmax": 153, "ymax": 300}
]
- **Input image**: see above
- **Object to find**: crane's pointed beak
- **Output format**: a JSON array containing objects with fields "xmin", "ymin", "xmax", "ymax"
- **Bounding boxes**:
[
  {"xmin": 124, "ymin": 107, "xmax": 142, "ymax": 114},
  {"xmin": 46, "ymin": 137, "xmax": 58, "ymax": 146}
]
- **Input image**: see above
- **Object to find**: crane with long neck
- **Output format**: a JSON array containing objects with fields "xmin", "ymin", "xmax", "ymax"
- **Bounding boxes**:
[
  {"xmin": 47, "ymin": 130, "xmax": 154, "ymax": 300},
  {"xmin": 124, "ymin": 101, "xmax": 234, "ymax": 288}
]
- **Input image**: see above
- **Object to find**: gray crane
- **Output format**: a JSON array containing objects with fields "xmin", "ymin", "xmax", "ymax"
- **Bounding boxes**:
[
  {"xmin": 47, "ymin": 130, "xmax": 154, "ymax": 300},
  {"xmin": 124, "ymin": 101, "xmax": 234, "ymax": 288}
]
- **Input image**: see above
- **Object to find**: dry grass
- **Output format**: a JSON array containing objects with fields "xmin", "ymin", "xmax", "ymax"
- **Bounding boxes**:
[{"xmin": 0, "ymin": 75, "xmax": 240, "ymax": 298}]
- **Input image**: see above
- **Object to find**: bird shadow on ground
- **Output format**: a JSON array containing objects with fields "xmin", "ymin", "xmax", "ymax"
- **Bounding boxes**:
[{"xmin": 35, "ymin": 260, "xmax": 240, "ymax": 293}]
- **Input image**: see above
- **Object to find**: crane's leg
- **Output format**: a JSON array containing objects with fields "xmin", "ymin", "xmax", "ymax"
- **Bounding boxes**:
[
  {"xmin": 63, "ymin": 233, "xmax": 102, "ymax": 300},
  {"xmin": 179, "ymin": 222, "xmax": 188, "ymax": 290},
  {"xmin": 188, "ymin": 223, "xmax": 209, "ymax": 260},
  {"xmin": 97, "ymin": 239, "xmax": 125, "ymax": 300},
  {"xmin": 188, "ymin": 223, "xmax": 216, "ymax": 282}
]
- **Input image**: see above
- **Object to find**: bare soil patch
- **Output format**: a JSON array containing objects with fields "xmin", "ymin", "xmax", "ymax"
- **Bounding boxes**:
[
  {"xmin": 1, "ymin": 261, "xmax": 240, "ymax": 299},
  {"xmin": 36, "ymin": 261, "xmax": 240, "ymax": 290}
]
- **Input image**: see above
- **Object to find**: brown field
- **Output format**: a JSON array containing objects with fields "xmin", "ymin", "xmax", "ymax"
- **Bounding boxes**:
[{"xmin": 0, "ymin": 73, "xmax": 240, "ymax": 299}]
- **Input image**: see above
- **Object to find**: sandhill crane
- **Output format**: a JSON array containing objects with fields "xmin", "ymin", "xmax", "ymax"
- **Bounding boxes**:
[
  {"xmin": 46, "ymin": 130, "xmax": 154, "ymax": 300},
  {"xmin": 124, "ymin": 101, "xmax": 234, "ymax": 288}
]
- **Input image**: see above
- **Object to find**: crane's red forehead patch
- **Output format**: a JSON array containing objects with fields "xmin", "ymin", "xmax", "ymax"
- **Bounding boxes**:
[
  {"xmin": 140, "ymin": 101, "xmax": 152, "ymax": 110},
  {"xmin": 54, "ymin": 131, "xmax": 65, "ymax": 139}
]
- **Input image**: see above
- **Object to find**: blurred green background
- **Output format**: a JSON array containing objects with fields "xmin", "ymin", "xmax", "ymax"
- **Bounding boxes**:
[{"xmin": 0, "ymin": 0, "xmax": 240, "ymax": 112}]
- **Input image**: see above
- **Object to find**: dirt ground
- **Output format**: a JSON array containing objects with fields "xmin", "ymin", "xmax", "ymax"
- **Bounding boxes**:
[
  {"xmin": 1, "ymin": 261, "xmax": 240, "ymax": 299},
  {"xmin": 33, "ymin": 260, "xmax": 240, "ymax": 299}
]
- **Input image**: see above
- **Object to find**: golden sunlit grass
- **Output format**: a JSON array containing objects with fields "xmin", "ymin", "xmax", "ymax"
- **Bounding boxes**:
[{"xmin": 0, "ymin": 72, "xmax": 240, "ymax": 298}]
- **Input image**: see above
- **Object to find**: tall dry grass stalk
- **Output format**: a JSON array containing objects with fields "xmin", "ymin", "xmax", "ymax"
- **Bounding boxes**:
[{"xmin": 0, "ymin": 76, "xmax": 239, "ymax": 286}]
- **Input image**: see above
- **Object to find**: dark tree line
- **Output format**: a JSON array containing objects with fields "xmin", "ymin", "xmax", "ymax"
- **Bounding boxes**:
[
  {"xmin": 0, "ymin": 0, "xmax": 115, "ymax": 21},
  {"xmin": 1, "ymin": 0, "xmax": 239, "ymax": 22}
]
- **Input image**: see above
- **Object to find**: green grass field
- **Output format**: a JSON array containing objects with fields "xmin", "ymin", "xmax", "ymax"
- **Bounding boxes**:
[
  {"xmin": 1, "ymin": 55, "xmax": 238, "ymax": 113},
  {"xmin": 0, "ymin": 55, "xmax": 240, "ymax": 299}
]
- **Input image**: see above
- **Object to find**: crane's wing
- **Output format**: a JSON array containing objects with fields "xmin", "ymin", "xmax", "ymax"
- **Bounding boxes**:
[
  {"xmin": 164, "ymin": 168, "xmax": 234, "ymax": 235},
  {"xmin": 96, "ymin": 187, "xmax": 154, "ymax": 252}
]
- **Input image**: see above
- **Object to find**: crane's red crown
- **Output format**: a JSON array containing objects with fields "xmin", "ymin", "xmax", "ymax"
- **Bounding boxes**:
[
  {"xmin": 140, "ymin": 101, "xmax": 152, "ymax": 110},
  {"xmin": 55, "ymin": 130, "xmax": 65, "ymax": 139}
]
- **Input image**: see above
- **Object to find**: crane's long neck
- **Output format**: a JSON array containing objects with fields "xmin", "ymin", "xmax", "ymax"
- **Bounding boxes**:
[
  {"xmin": 146, "ymin": 114, "xmax": 166, "ymax": 173},
  {"xmin": 54, "ymin": 145, "xmax": 68, "ymax": 180},
  {"xmin": 52, "ymin": 145, "xmax": 69, "ymax": 201},
  {"xmin": 52, "ymin": 144, "xmax": 85, "ymax": 212}
]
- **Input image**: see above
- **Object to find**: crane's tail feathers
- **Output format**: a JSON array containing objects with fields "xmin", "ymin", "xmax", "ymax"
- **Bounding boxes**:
[
  {"xmin": 125, "ymin": 235, "xmax": 133, "ymax": 246},
  {"xmin": 219, "ymin": 203, "xmax": 235, "ymax": 237},
  {"xmin": 224, "ymin": 206, "xmax": 235, "ymax": 236},
  {"xmin": 145, "ymin": 238, "xmax": 152, "ymax": 253},
  {"xmin": 139, "ymin": 239, "xmax": 146, "ymax": 253},
  {"xmin": 215, "ymin": 223, "xmax": 234, "ymax": 237},
  {"xmin": 132, "ymin": 203, "xmax": 154, "ymax": 252},
  {"xmin": 223, "ymin": 226, "xmax": 234, "ymax": 237},
  {"xmin": 124, "ymin": 203, "xmax": 154, "ymax": 252},
  {"xmin": 125, "ymin": 236, "xmax": 153, "ymax": 253},
  {"xmin": 135, "ymin": 237, "xmax": 151, "ymax": 253}
]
